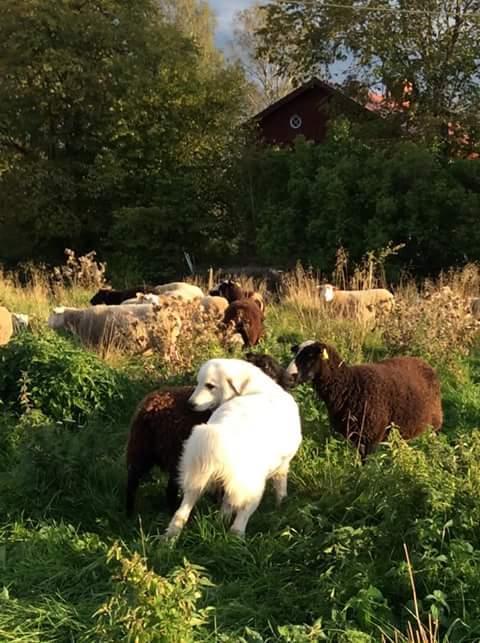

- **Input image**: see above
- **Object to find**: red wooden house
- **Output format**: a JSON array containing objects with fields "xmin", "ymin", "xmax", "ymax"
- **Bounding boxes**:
[{"xmin": 250, "ymin": 77, "xmax": 376, "ymax": 146}]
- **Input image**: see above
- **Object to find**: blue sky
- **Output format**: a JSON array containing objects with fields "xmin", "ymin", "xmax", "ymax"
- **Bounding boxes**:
[{"xmin": 210, "ymin": 0, "xmax": 254, "ymax": 47}]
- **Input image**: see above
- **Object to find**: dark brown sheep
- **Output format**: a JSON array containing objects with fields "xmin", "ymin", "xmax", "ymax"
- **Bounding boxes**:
[
  {"xmin": 210, "ymin": 279, "xmax": 264, "ymax": 312},
  {"xmin": 90, "ymin": 285, "xmax": 155, "ymax": 306},
  {"xmin": 223, "ymin": 299, "xmax": 264, "ymax": 347},
  {"xmin": 126, "ymin": 386, "xmax": 209, "ymax": 516},
  {"xmin": 245, "ymin": 353, "xmax": 293, "ymax": 389},
  {"xmin": 287, "ymin": 341, "xmax": 443, "ymax": 460},
  {"xmin": 210, "ymin": 279, "xmax": 244, "ymax": 302},
  {"xmin": 126, "ymin": 355, "xmax": 292, "ymax": 517}
]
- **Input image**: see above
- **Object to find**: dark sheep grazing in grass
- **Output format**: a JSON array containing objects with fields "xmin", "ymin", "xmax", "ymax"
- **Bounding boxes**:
[
  {"xmin": 223, "ymin": 299, "xmax": 264, "ymax": 347},
  {"xmin": 126, "ymin": 386, "xmax": 209, "ymax": 516},
  {"xmin": 90, "ymin": 285, "xmax": 154, "ymax": 306},
  {"xmin": 245, "ymin": 353, "xmax": 293, "ymax": 389},
  {"xmin": 210, "ymin": 280, "xmax": 265, "ymax": 313},
  {"xmin": 126, "ymin": 355, "xmax": 292, "ymax": 517},
  {"xmin": 287, "ymin": 340, "xmax": 443, "ymax": 460}
]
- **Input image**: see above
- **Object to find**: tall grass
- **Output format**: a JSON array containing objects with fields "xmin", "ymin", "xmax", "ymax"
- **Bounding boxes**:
[{"xmin": 0, "ymin": 254, "xmax": 479, "ymax": 641}]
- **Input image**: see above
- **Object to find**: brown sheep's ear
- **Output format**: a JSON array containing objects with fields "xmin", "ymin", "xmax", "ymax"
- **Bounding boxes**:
[{"xmin": 291, "ymin": 344, "xmax": 299, "ymax": 355}]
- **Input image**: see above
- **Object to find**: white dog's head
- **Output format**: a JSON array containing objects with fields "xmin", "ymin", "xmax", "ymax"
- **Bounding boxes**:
[{"xmin": 188, "ymin": 358, "xmax": 270, "ymax": 411}]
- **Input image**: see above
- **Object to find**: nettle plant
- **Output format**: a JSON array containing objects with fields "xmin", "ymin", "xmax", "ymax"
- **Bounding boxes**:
[{"xmin": 0, "ymin": 330, "xmax": 121, "ymax": 424}]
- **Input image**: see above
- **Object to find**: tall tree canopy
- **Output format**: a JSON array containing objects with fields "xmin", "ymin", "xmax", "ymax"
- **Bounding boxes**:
[
  {"xmin": 259, "ymin": 0, "xmax": 480, "ymax": 150},
  {"xmin": 230, "ymin": 3, "xmax": 292, "ymax": 114},
  {"xmin": 0, "ymin": 0, "xmax": 246, "ymax": 276}
]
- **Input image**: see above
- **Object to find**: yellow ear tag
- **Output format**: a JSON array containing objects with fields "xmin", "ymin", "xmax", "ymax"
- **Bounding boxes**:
[{"xmin": 322, "ymin": 348, "xmax": 329, "ymax": 361}]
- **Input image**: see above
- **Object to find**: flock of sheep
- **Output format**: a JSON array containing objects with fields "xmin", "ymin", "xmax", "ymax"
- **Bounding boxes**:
[
  {"xmin": 74, "ymin": 277, "xmax": 441, "ymax": 539},
  {"xmin": 3, "ymin": 274, "xmax": 479, "ymax": 538}
]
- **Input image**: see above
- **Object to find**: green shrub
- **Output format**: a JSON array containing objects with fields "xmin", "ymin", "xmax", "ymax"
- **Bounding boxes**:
[{"xmin": 0, "ymin": 331, "xmax": 122, "ymax": 424}]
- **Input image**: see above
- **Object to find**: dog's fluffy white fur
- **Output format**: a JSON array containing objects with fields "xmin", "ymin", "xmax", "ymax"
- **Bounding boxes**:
[{"xmin": 164, "ymin": 358, "xmax": 302, "ymax": 539}]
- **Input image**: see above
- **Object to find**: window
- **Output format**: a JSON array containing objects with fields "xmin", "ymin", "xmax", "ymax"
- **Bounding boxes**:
[{"xmin": 289, "ymin": 114, "xmax": 302, "ymax": 129}]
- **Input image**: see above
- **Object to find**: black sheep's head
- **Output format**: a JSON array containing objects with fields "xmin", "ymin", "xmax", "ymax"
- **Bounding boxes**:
[
  {"xmin": 287, "ymin": 340, "xmax": 338, "ymax": 384},
  {"xmin": 90, "ymin": 287, "xmax": 112, "ymax": 305},
  {"xmin": 210, "ymin": 280, "xmax": 243, "ymax": 303},
  {"xmin": 245, "ymin": 352, "xmax": 293, "ymax": 389}
]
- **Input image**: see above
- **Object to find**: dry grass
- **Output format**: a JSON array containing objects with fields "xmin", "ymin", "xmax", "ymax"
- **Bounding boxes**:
[
  {"xmin": 379, "ymin": 266, "xmax": 480, "ymax": 368},
  {"xmin": 381, "ymin": 546, "xmax": 441, "ymax": 643}
]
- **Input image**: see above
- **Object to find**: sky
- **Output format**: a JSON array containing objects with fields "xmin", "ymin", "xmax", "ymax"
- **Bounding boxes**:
[{"xmin": 210, "ymin": 0, "xmax": 254, "ymax": 48}]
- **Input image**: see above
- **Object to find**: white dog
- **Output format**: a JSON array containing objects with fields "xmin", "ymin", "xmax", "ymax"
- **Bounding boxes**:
[{"xmin": 164, "ymin": 358, "xmax": 302, "ymax": 539}]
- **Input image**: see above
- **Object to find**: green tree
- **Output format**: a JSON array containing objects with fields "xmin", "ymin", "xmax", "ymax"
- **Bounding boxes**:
[
  {"xmin": 0, "ymin": 0, "xmax": 246, "ymax": 276},
  {"xmin": 230, "ymin": 3, "xmax": 293, "ymax": 115},
  {"xmin": 259, "ymin": 0, "xmax": 480, "ymax": 151}
]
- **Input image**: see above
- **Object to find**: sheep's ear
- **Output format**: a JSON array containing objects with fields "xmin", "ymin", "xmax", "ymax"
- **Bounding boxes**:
[
  {"xmin": 322, "ymin": 348, "xmax": 329, "ymax": 361},
  {"xmin": 291, "ymin": 344, "xmax": 299, "ymax": 355}
]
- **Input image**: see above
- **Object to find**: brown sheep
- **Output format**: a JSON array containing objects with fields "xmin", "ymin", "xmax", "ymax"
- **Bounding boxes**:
[
  {"xmin": 287, "ymin": 341, "xmax": 443, "ymax": 460},
  {"xmin": 210, "ymin": 279, "xmax": 265, "ymax": 313},
  {"xmin": 223, "ymin": 299, "xmax": 264, "ymax": 347},
  {"xmin": 126, "ymin": 386, "xmax": 210, "ymax": 516},
  {"xmin": 126, "ymin": 354, "xmax": 293, "ymax": 516}
]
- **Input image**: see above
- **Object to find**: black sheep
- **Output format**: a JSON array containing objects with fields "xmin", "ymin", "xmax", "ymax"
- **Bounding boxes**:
[
  {"xmin": 287, "ymin": 340, "xmax": 443, "ymax": 459},
  {"xmin": 90, "ymin": 285, "xmax": 155, "ymax": 306}
]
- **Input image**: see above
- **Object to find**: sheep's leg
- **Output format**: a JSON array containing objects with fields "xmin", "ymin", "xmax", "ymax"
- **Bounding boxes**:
[
  {"xmin": 164, "ymin": 488, "xmax": 202, "ymax": 539},
  {"xmin": 229, "ymin": 496, "xmax": 262, "ymax": 538},
  {"xmin": 126, "ymin": 462, "xmax": 152, "ymax": 518}
]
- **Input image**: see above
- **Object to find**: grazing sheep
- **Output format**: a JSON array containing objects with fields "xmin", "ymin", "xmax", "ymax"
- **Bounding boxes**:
[
  {"xmin": 126, "ymin": 386, "xmax": 211, "ymax": 515},
  {"xmin": 11, "ymin": 313, "xmax": 29, "ymax": 333},
  {"xmin": 0, "ymin": 306, "xmax": 13, "ymax": 345},
  {"xmin": 198, "ymin": 295, "xmax": 229, "ymax": 318},
  {"xmin": 121, "ymin": 293, "xmax": 161, "ymax": 305},
  {"xmin": 470, "ymin": 297, "xmax": 480, "ymax": 320},
  {"xmin": 126, "ymin": 354, "xmax": 294, "ymax": 516},
  {"xmin": 245, "ymin": 353, "xmax": 293, "ymax": 389},
  {"xmin": 48, "ymin": 304, "xmax": 181, "ymax": 356},
  {"xmin": 153, "ymin": 282, "xmax": 204, "ymax": 301},
  {"xmin": 210, "ymin": 280, "xmax": 265, "ymax": 312},
  {"xmin": 90, "ymin": 285, "xmax": 155, "ymax": 306},
  {"xmin": 223, "ymin": 299, "xmax": 264, "ymax": 347},
  {"xmin": 287, "ymin": 340, "xmax": 443, "ymax": 460},
  {"xmin": 164, "ymin": 358, "xmax": 302, "ymax": 538},
  {"xmin": 320, "ymin": 284, "xmax": 395, "ymax": 311}
]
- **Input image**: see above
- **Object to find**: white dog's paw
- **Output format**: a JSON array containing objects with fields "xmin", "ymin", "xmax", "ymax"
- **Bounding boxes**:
[
  {"xmin": 163, "ymin": 521, "xmax": 183, "ymax": 541},
  {"xmin": 229, "ymin": 526, "xmax": 246, "ymax": 538}
]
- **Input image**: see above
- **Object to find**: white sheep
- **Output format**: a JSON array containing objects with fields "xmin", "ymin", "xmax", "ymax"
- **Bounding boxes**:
[
  {"xmin": 164, "ymin": 358, "xmax": 302, "ymax": 539},
  {"xmin": 11, "ymin": 313, "xmax": 30, "ymax": 333},
  {"xmin": 121, "ymin": 292, "xmax": 161, "ymax": 305},
  {"xmin": 153, "ymin": 282, "xmax": 204, "ymax": 301},
  {"xmin": 319, "ymin": 284, "xmax": 394, "ymax": 310}
]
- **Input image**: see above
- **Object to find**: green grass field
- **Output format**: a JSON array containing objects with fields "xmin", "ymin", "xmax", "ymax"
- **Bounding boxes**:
[{"xmin": 1, "ymin": 269, "xmax": 480, "ymax": 642}]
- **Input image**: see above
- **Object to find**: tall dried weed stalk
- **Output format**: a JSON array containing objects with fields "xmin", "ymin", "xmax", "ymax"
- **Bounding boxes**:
[{"xmin": 379, "ymin": 267, "xmax": 479, "ymax": 368}]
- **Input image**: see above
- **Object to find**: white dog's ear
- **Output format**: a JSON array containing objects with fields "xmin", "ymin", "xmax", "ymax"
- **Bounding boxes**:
[{"xmin": 226, "ymin": 376, "xmax": 251, "ymax": 397}]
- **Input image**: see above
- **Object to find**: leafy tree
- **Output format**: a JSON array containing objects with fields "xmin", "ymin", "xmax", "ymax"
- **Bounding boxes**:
[
  {"xmin": 231, "ymin": 125, "xmax": 480, "ymax": 277},
  {"xmin": 259, "ymin": 0, "xmax": 480, "ymax": 151},
  {"xmin": 156, "ymin": 0, "xmax": 221, "ymax": 66},
  {"xmin": 229, "ymin": 3, "xmax": 293, "ymax": 114},
  {"xmin": 0, "ymin": 0, "xmax": 246, "ymax": 276}
]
